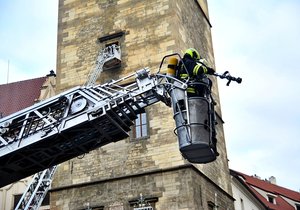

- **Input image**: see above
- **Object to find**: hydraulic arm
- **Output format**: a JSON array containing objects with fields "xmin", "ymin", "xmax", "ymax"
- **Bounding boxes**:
[
  {"xmin": 0, "ymin": 48, "xmax": 242, "ymax": 210},
  {"xmin": 14, "ymin": 43, "xmax": 122, "ymax": 210},
  {"xmin": 0, "ymin": 68, "xmax": 185, "ymax": 187},
  {"xmin": 0, "ymin": 54, "xmax": 242, "ymax": 189}
]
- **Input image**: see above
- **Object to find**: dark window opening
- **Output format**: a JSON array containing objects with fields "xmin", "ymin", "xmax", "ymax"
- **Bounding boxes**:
[
  {"xmin": 13, "ymin": 192, "xmax": 50, "ymax": 209},
  {"xmin": 103, "ymin": 42, "xmax": 121, "ymax": 71},
  {"xmin": 268, "ymin": 195, "xmax": 275, "ymax": 204},
  {"xmin": 98, "ymin": 31, "xmax": 124, "ymax": 71},
  {"xmin": 105, "ymin": 44, "xmax": 121, "ymax": 71},
  {"xmin": 98, "ymin": 31, "xmax": 124, "ymax": 43},
  {"xmin": 105, "ymin": 41, "xmax": 119, "ymax": 47},
  {"xmin": 93, "ymin": 207, "xmax": 104, "ymax": 210},
  {"xmin": 41, "ymin": 192, "xmax": 50, "ymax": 206},
  {"xmin": 207, "ymin": 201, "xmax": 215, "ymax": 210},
  {"xmin": 13, "ymin": 194, "xmax": 22, "ymax": 209}
]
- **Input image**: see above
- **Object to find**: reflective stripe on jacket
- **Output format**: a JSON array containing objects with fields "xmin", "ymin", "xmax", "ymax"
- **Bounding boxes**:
[{"xmin": 178, "ymin": 57, "xmax": 207, "ymax": 80}]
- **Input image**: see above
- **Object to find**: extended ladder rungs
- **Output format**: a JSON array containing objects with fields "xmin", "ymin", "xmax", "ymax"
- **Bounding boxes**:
[{"xmin": 0, "ymin": 68, "xmax": 166, "ymax": 187}]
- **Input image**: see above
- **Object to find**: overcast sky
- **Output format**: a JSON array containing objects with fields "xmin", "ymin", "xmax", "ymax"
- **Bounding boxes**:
[
  {"xmin": 0, "ymin": 1, "xmax": 299, "ymax": 192},
  {"xmin": 209, "ymin": 0, "xmax": 300, "ymax": 191},
  {"xmin": 0, "ymin": 0, "xmax": 58, "ymax": 82}
]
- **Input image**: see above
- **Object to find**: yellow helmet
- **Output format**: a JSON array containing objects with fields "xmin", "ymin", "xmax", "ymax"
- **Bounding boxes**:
[{"xmin": 184, "ymin": 48, "xmax": 200, "ymax": 60}]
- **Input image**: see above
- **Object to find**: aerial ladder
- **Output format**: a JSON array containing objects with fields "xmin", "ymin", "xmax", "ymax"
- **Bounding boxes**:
[
  {"xmin": 13, "ymin": 166, "xmax": 57, "ymax": 210},
  {"xmin": 85, "ymin": 44, "xmax": 121, "ymax": 86},
  {"xmin": 0, "ymin": 49, "xmax": 241, "ymax": 209},
  {"xmin": 13, "ymin": 44, "xmax": 121, "ymax": 210}
]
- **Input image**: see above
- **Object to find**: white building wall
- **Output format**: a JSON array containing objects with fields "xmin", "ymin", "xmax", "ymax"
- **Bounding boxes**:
[
  {"xmin": 231, "ymin": 177, "xmax": 265, "ymax": 210},
  {"xmin": 0, "ymin": 177, "xmax": 30, "ymax": 210}
]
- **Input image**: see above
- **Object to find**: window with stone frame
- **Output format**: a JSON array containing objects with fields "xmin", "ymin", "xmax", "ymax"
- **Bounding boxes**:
[{"xmin": 131, "ymin": 111, "xmax": 149, "ymax": 140}]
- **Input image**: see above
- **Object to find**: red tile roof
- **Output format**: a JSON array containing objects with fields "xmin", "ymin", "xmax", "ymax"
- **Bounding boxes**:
[
  {"xmin": 231, "ymin": 170, "xmax": 300, "ymax": 210},
  {"xmin": 0, "ymin": 77, "xmax": 46, "ymax": 117}
]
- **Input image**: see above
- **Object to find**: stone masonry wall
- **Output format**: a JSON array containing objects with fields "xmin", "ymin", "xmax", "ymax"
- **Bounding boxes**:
[
  {"xmin": 51, "ymin": 167, "xmax": 234, "ymax": 210},
  {"xmin": 52, "ymin": 0, "xmax": 233, "ymax": 209},
  {"xmin": 56, "ymin": 0, "xmax": 176, "ymax": 90}
]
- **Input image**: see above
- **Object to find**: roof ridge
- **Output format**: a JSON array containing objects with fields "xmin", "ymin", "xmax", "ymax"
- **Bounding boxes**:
[
  {"xmin": 0, "ymin": 76, "xmax": 46, "ymax": 86},
  {"xmin": 231, "ymin": 169, "xmax": 300, "ymax": 202}
]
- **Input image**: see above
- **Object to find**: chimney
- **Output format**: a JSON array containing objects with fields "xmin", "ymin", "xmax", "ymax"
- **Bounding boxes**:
[
  {"xmin": 46, "ymin": 70, "xmax": 56, "ymax": 77},
  {"xmin": 253, "ymin": 174, "xmax": 261, "ymax": 179},
  {"xmin": 269, "ymin": 176, "xmax": 276, "ymax": 185}
]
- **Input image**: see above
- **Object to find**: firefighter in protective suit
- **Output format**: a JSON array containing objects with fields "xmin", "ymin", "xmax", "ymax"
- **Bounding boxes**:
[
  {"xmin": 177, "ymin": 48, "xmax": 219, "ymax": 156},
  {"xmin": 177, "ymin": 48, "xmax": 215, "ymax": 96}
]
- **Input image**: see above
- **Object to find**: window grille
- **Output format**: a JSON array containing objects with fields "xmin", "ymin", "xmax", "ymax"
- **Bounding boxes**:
[
  {"xmin": 134, "ymin": 207, "xmax": 153, "ymax": 210},
  {"xmin": 132, "ymin": 194, "xmax": 154, "ymax": 210},
  {"xmin": 132, "ymin": 112, "xmax": 148, "ymax": 139}
]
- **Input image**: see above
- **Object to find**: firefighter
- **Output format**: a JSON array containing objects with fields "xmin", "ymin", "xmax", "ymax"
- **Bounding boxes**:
[
  {"xmin": 177, "ymin": 48, "xmax": 219, "ymax": 156},
  {"xmin": 177, "ymin": 48, "xmax": 215, "ymax": 97}
]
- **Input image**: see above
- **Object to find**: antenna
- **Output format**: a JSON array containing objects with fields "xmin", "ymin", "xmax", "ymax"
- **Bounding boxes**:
[{"xmin": 7, "ymin": 60, "xmax": 9, "ymax": 84}]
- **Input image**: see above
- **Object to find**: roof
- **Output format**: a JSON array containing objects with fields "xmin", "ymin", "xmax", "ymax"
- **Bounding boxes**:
[
  {"xmin": 231, "ymin": 169, "xmax": 300, "ymax": 210},
  {"xmin": 0, "ymin": 77, "xmax": 46, "ymax": 117}
]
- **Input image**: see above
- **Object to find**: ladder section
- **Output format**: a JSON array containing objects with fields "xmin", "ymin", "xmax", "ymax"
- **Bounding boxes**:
[
  {"xmin": 85, "ymin": 44, "xmax": 121, "ymax": 86},
  {"xmin": 14, "ymin": 44, "xmax": 121, "ymax": 210},
  {"xmin": 14, "ymin": 166, "xmax": 57, "ymax": 210},
  {"xmin": 0, "ymin": 68, "xmax": 180, "ymax": 187}
]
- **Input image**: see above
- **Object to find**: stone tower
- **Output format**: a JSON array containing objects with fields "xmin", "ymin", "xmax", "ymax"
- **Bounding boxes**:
[{"xmin": 51, "ymin": 0, "xmax": 234, "ymax": 209}]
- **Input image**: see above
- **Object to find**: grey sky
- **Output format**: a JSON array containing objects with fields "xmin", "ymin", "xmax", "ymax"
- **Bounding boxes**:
[
  {"xmin": 0, "ymin": 0, "xmax": 299, "ymax": 191},
  {"xmin": 0, "ymin": 0, "xmax": 58, "ymax": 82},
  {"xmin": 209, "ymin": 0, "xmax": 300, "ymax": 191}
]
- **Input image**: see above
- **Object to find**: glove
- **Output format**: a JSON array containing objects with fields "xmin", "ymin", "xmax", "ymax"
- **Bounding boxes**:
[{"xmin": 206, "ymin": 67, "xmax": 215, "ymax": 75}]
